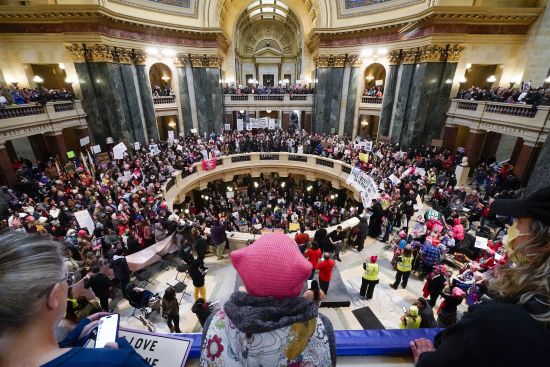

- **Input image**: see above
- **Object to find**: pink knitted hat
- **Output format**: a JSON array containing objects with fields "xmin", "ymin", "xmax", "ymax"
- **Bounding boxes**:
[{"xmin": 230, "ymin": 233, "xmax": 312, "ymax": 298}]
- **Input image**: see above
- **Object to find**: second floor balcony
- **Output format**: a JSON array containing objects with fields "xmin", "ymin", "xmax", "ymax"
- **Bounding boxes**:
[
  {"xmin": 359, "ymin": 96, "xmax": 383, "ymax": 116},
  {"xmin": 153, "ymin": 95, "xmax": 178, "ymax": 117},
  {"xmin": 224, "ymin": 94, "xmax": 314, "ymax": 110},
  {"xmin": 446, "ymin": 99, "xmax": 550, "ymax": 143}
]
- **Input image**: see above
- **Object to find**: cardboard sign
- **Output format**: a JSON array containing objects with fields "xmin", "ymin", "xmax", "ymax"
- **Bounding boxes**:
[
  {"xmin": 364, "ymin": 141, "xmax": 373, "ymax": 152},
  {"xmin": 190, "ymin": 128, "xmax": 197, "ymax": 134},
  {"xmin": 106, "ymin": 137, "xmax": 114, "ymax": 144},
  {"xmin": 388, "ymin": 174, "xmax": 401, "ymax": 185},
  {"xmin": 359, "ymin": 152, "xmax": 369, "ymax": 162},
  {"xmin": 80, "ymin": 136, "xmax": 90, "ymax": 147},
  {"xmin": 168, "ymin": 131, "xmax": 174, "ymax": 142},
  {"xmin": 474, "ymin": 236, "xmax": 489, "ymax": 250},
  {"xmin": 97, "ymin": 152, "xmax": 110, "ymax": 165},
  {"xmin": 134, "ymin": 142, "xmax": 141, "ymax": 150},
  {"xmin": 92, "ymin": 145, "xmax": 101, "ymax": 154},
  {"xmin": 119, "ymin": 327, "xmax": 192, "ymax": 367},
  {"xmin": 375, "ymin": 151, "xmax": 384, "ymax": 160},
  {"xmin": 74, "ymin": 209, "xmax": 95, "ymax": 232},
  {"xmin": 176, "ymin": 145, "xmax": 183, "ymax": 151},
  {"xmin": 289, "ymin": 222, "xmax": 300, "ymax": 232},
  {"xmin": 67, "ymin": 151, "xmax": 75, "ymax": 159}
]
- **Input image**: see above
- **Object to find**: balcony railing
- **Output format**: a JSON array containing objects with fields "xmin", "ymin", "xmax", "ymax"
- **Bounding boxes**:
[
  {"xmin": 254, "ymin": 95, "xmax": 284, "ymax": 101},
  {"xmin": 446, "ymin": 99, "xmax": 550, "ymax": 144},
  {"xmin": 0, "ymin": 100, "xmax": 88, "ymax": 142},
  {"xmin": 224, "ymin": 94, "xmax": 314, "ymax": 107},
  {"xmin": 153, "ymin": 96, "xmax": 176, "ymax": 104},
  {"xmin": 361, "ymin": 96, "xmax": 383, "ymax": 104}
]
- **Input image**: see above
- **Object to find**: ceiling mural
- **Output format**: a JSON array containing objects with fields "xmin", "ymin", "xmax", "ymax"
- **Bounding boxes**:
[
  {"xmin": 111, "ymin": 0, "xmax": 198, "ymax": 17},
  {"xmin": 337, "ymin": 0, "xmax": 424, "ymax": 18}
]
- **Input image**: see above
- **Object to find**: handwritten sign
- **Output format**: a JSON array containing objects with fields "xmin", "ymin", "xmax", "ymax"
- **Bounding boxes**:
[
  {"xmin": 289, "ymin": 223, "xmax": 300, "ymax": 232},
  {"xmin": 474, "ymin": 236, "xmax": 489, "ymax": 250},
  {"xmin": 74, "ymin": 209, "xmax": 95, "ymax": 232},
  {"xmin": 237, "ymin": 119, "xmax": 244, "ymax": 131},
  {"xmin": 118, "ymin": 327, "xmax": 192, "ymax": 367},
  {"xmin": 80, "ymin": 136, "xmax": 90, "ymax": 147},
  {"xmin": 92, "ymin": 145, "xmax": 101, "ymax": 154}
]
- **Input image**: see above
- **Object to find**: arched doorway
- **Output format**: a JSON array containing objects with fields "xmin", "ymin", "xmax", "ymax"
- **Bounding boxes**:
[
  {"xmin": 363, "ymin": 63, "xmax": 386, "ymax": 96},
  {"xmin": 149, "ymin": 63, "xmax": 172, "ymax": 95}
]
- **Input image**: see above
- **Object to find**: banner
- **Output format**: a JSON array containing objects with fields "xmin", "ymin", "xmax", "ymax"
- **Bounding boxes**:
[
  {"xmin": 346, "ymin": 168, "xmax": 378, "ymax": 206},
  {"xmin": 268, "ymin": 118, "xmax": 275, "ymax": 130},
  {"xmin": 249, "ymin": 118, "xmax": 258, "ymax": 129},
  {"xmin": 258, "ymin": 117, "xmax": 268, "ymax": 128},
  {"xmin": 168, "ymin": 131, "xmax": 174, "ymax": 143},
  {"xmin": 237, "ymin": 119, "xmax": 244, "ymax": 131},
  {"xmin": 201, "ymin": 158, "xmax": 217, "ymax": 171}
]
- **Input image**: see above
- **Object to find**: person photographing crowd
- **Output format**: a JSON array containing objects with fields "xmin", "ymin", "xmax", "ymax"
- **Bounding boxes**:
[
  {"xmin": 411, "ymin": 186, "xmax": 550, "ymax": 366},
  {"xmin": 0, "ymin": 230, "xmax": 148, "ymax": 367}
]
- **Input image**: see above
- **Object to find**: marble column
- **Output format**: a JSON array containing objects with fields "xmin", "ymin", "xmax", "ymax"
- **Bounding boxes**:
[
  {"xmin": 313, "ymin": 55, "xmax": 346, "ymax": 134},
  {"xmin": 191, "ymin": 66, "xmax": 224, "ymax": 134},
  {"xmin": 390, "ymin": 63, "xmax": 415, "ymax": 145},
  {"xmin": 225, "ymin": 112, "xmax": 234, "ymax": 129},
  {"xmin": 343, "ymin": 65, "xmax": 360, "ymax": 136},
  {"xmin": 442, "ymin": 125, "xmax": 459, "ymax": 151},
  {"xmin": 464, "ymin": 130, "xmax": 487, "ymax": 166},
  {"xmin": 526, "ymin": 135, "xmax": 550, "ymax": 195},
  {"xmin": 480, "ymin": 132, "xmax": 501, "ymax": 159},
  {"xmin": 510, "ymin": 138, "xmax": 524, "ymax": 164},
  {"xmin": 0, "ymin": 145, "xmax": 17, "ymax": 187},
  {"xmin": 304, "ymin": 113, "xmax": 312, "ymax": 133},
  {"xmin": 379, "ymin": 58, "xmax": 400, "ymax": 137},
  {"xmin": 45, "ymin": 132, "xmax": 68, "ymax": 164},
  {"xmin": 513, "ymin": 141, "xmax": 541, "ymax": 184},
  {"xmin": 175, "ymin": 57, "xmax": 194, "ymax": 134},
  {"xmin": 135, "ymin": 63, "xmax": 159, "ymax": 141},
  {"xmin": 28, "ymin": 134, "xmax": 50, "ymax": 162},
  {"xmin": 337, "ymin": 63, "xmax": 352, "ymax": 136},
  {"xmin": 282, "ymin": 112, "xmax": 290, "ymax": 130}
]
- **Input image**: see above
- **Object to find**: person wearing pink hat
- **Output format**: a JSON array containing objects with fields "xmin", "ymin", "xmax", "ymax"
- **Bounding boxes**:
[
  {"xmin": 200, "ymin": 233, "xmax": 336, "ymax": 366},
  {"xmin": 435, "ymin": 287, "xmax": 465, "ymax": 328},
  {"xmin": 360, "ymin": 255, "xmax": 379, "ymax": 300}
]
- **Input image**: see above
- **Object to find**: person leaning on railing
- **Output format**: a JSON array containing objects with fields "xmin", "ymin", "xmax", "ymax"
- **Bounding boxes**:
[{"xmin": 411, "ymin": 186, "xmax": 550, "ymax": 366}]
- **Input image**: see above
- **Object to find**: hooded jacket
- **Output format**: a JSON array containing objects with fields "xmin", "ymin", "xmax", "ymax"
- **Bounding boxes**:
[{"xmin": 200, "ymin": 292, "xmax": 336, "ymax": 367}]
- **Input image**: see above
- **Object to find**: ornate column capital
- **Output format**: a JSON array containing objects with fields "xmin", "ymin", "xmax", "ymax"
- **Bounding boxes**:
[
  {"xmin": 445, "ymin": 44, "xmax": 465, "ymax": 63},
  {"xmin": 65, "ymin": 44, "xmax": 88, "ymax": 63},
  {"xmin": 418, "ymin": 45, "xmax": 446, "ymax": 63},
  {"xmin": 387, "ymin": 50, "xmax": 402, "ymax": 65},
  {"xmin": 347, "ymin": 54, "xmax": 362, "ymax": 67},
  {"xmin": 132, "ymin": 49, "xmax": 147, "ymax": 65},
  {"xmin": 112, "ymin": 47, "xmax": 133, "ymax": 64},
  {"xmin": 401, "ymin": 48, "xmax": 420, "ymax": 64},
  {"xmin": 174, "ymin": 54, "xmax": 189, "ymax": 67},
  {"xmin": 87, "ymin": 44, "xmax": 115, "ymax": 63},
  {"xmin": 189, "ymin": 54, "xmax": 224, "ymax": 67},
  {"xmin": 313, "ymin": 54, "xmax": 347, "ymax": 68}
]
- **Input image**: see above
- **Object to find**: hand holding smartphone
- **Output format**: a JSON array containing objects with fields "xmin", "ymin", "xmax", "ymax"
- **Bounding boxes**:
[{"xmin": 95, "ymin": 314, "xmax": 120, "ymax": 348}]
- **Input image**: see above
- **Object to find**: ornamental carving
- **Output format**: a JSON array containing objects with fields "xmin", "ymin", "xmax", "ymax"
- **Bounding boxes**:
[
  {"xmin": 112, "ymin": 47, "xmax": 133, "ymax": 64},
  {"xmin": 241, "ymin": 22, "xmax": 295, "ymax": 55},
  {"xmin": 174, "ymin": 54, "xmax": 188, "ymax": 67},
  {"xmin": 88, "ymin": 44, "xmax": 115, "ymax": 63},
  {"xmin": 132, "ymin": 49, "xmax": 147, "ymax": 65},
  {"xmin": 313, "ymin": 54, "xmax": 347, "ymax": 68},
  {"xmin": 65, "ymin": 44, "xmax": 88, "ymax": 63},
  {"xmin": 418, "ymin": 45, "xmax": 445, "ymax": 63},
  {"xmin": 387, "ymin": 50, "xmax": 402, "ymax": 65},
  {"xmin": 401, "ymin": 48, "xmax": 420, "ymax": 64},
  {"xmin": 347, "ymin": 54, "xmax": 362, "ymax": 67},
  {"xmin": 189, "ymin": 54, "xmax": 223, "ymax": 67}
]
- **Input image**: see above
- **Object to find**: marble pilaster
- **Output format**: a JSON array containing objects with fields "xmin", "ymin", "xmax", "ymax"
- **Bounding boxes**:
[
  {"xmin": 389, "ymin": 64, "xmax": 414, "ymax": 145},
  {"xmin": 191, "ymin": 67, "xmax": 224, "ymax": 134},
  {"xmin": 313, "ymin": 67, "xmax": 345, "ymax": 133},
  {"xmin": 343, "ymin": 67, "xmax": 360, "ymax": 136},
  {"xmin": 135, "ymin": 64, "xmax": 159, "ymax": 141},
  {"xmin": 379, "ymin": 64, "xmax": 399, "ymax": 137},
  {"xmin": 176, "ymin": 67, "xmax": 194, "ymax": 134}
]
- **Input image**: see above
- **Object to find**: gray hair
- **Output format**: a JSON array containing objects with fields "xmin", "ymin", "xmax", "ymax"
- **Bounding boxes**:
[
  {"xmin": 0, "ymin": 230, "xmax": 64, "ymax": 336},
  {"xmin": 488, "ymin": 219, "xmax": 550, "ymax": 324}
]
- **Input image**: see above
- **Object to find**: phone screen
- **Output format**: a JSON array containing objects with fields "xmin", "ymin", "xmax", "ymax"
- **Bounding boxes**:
[{"xmin": 95, "ymin": 314, "xmax": 119, "ymax": 348}]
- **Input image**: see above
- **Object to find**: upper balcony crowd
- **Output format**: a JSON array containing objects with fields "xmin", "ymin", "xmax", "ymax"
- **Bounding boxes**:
[
  {"xmin": 0, "ymin": 85, "xmax": 75, "ymax": 108},
  {"xmin": 223, "ymin": 84, "xmax": 314, "ymax": 95},
  {"xmin": 455, "ymin": 85, "xmax": 550, "ymax": 107},
  {"xmin": 362, "ymin": 86, "xmax": 384, "ymax": 98}
]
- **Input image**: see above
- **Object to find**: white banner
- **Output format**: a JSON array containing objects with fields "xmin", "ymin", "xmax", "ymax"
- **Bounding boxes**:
[
  {"xmin": 346, "ymin": 167, "xmax": 378, "ymax": 206},
  {"xmin": 268, "ymin": 118, "xmax": 275, "ymax": 130},
  {"xmin": 237, "ymin": 119, "xmax": 244, "ymax": 131},
  {"xmin": 258, "ymin": 117, "xmax": 268, "ymax": 128},
  {"xmin": 249, "ymin": 118, "xmax": 258, "ymax": 129}
]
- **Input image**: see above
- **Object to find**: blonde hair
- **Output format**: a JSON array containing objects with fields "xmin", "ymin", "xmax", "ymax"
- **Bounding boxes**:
[
  {"xmin": 488, "ymin": 220, "xmax": 550, "ymax": 323},
  {"xmin": 0, "ymin": 230, "xmax": 64, "ymax": 336}
]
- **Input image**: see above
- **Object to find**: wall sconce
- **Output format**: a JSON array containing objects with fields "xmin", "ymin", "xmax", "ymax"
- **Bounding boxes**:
[
  {"xmin": 58, "ymin": 63, "xmax": 65, "ymax": 70},
  {"xmin": 266, "ymin": 110, "xmax": 272, "ymax": 114},
  {"xmin": 459, "ymin": 77, "xmax": 467, "ymax": 84},
  {"xmin": 361, "ymin": 120, "xmax": 369, "ymax": 127},
  {"xmin": 239, "ymin": 110, "xmax": 245, "ymax": 114},
  {"xmin": 465, "ymin": 63, "xmax": 472, "ymax": 70},
  {"xmin": 254, "ymin": 182, "xmax": 259, "ymax": 188},
  {"xmin": 445, "ymin": 79, "xmax": 453, "ymax": 84},
  {"xmin": 487, "ymin": 75, "xmax": 497, "ymax": 83},
  {"xmin": 161, "ymin": 76, "xmax": 170, "ymax": 82},
  {"xmin": 248, "ymin": 78, "xmax": 258, "ymax": 84},
  {"xmin": 365, "ymin": 76, "xmax": 374, "ymax": 81},
  {"xmin": 33, "ymin": 75, "xmax": 44, "ymax": 84},
  {"xmin": 280, "ymin": 182, "xmax": 286, "ymax": 188}
]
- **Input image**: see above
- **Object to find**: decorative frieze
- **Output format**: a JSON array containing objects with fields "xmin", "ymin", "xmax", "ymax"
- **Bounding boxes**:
[
  {"xmin": 132, "ymin": 49, "xmax": 147, "ymax": 65},
  {"xmin": 387, "ymin": 50, "xmax": 402, "ymax": 65},
  {"xmin": 112, "ymin": 47, "xmax": 134, "ymax": 64},
  {"xmin": 418, "ymin": 45, "xmax": 445, "ymax": 63},
  {"xmin": 401, "ymin": 48, "xmax": 420, "ymax": 64},
  {"xmin": 189, "ymin": 54, "xmax": 224, "ymax": 67},
  {"xmin": 445, "ymin": 44, "xmax": 465, "ymax": 63},
  {"xmin": 65, "ymin": 44, "xmax": 88, "ymax": 63},
  {"xmin": 388, "ymin": 44, "xmax": 465, "ymax": 65},
  {"xmin": 87, "ymin": 44, "xmax": 115, "ymax": 63},
  {"xmin": 174, "ymin": 54, "xmax": 189, "ymax": 67},
  {"xmin": 313, "ymin": 54, "xmax": 347, "ymax": 68},
  {"xmin": 347, "ymin": 54, "xmax": 362, "ymax": 67}
]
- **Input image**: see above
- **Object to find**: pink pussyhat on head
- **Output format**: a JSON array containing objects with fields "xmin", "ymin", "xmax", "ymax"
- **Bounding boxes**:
[{"xmin": 230, "ymin": 233, "xmax": 312, "ymax": 299}]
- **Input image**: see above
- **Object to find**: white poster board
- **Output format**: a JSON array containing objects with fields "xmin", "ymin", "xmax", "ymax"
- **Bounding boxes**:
[
  {"xmin": 74, "ymin": 209, "xmax": 95, "ymax": 232},
  {"xmin": 474, "ymin": 236, "xmax": 489, "ymax": 250},
  {"xmin": 226, "ymin": 191, "xmax": 234, "ymax": 199},
  {"xmin": 106, "ymin": 137, "xmax": 114, "ymax": 144},
  {"xmin": 92, "ymin": 145, "xmax": 101, "ymax": 154},
  {"xmin": 119, "ymin": 327, "xmax": 192, "ymax": 367},
  {"xmin": 167, "ymin": 131, "xmax": 175, "ymax": 142},
  {"xmin": 268, "ymin": 118, "xmax": 275, "ymax": 130},
  {"xmin": 190, "ymin": 128, "xmax": 197, "ymax": 134},
  {"xmin": 364, "ymin": 141, "xmax": 373, "ymax": 152},
  {"xmin": 79, "ymin": 136, "xmax": 90, "ymax": 147},
  {"xmin": 237, "ymin": 119, "xmax": 244, "ymax": 131},
  {"xmin": 388, "ymin": 174, "xmax": 401, "ymax": 185},
  {"xmin": 149, "ymin": 144, "xmax": 160, "ymax": 156},
  {"xmin": 224, "ymin": 123, "xmax": 231, "ymax": 131},
  {"xmin": 113, "ymin": 142, "xmax": 127, "ymax": 160},
  {"xmin": 134, "ymin": 142, "xmax": 141, "ymax": 150},
  {"xmin": 258, "ymin": 117, "xmax": 268, "ymax": 128}
]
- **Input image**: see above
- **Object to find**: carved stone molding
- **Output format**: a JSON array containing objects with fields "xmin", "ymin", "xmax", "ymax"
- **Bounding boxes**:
[
  {"xmin": 112, "ymin": 47, "xmax": 134, "ymax": 64},
  {"xmin": 418, "ymin": 45, "xmax": 446, "ymax": 63},
  {"xmin": 87, "ymin": 44, "xmax": 115, "ymax": 63},
  {"xmin": 313, "ymin": 54, "xmax": 347, "ymax": 68},
  {"xmin": 189, "ymin": 54, "xmax": 223, "ymax": 67},
  {"xmin": 65, "ymin": 44, "xmax": 88, "ymax": 63},
  {"xmin": 174, "ymin": 54, "xmax": 189, "ymax": 67},
  {"xmin": 132, "ymin": 50, "xmax": 147, "ymax": 65},
  {"xmin": 387, "ymin": 50, "xmax": 402, "ymax": 65},
  {"xmin": 401, "ymin": 48, "xmax": 420, "ymax": 64}
]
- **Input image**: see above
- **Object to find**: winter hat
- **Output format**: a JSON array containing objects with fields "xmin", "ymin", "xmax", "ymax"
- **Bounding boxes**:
[
  {"xmin": 78, "ymin": 229, "xmax": 87, "ymax": 238},
  {"xmin": 230, "ymin": 233, "xmax": 312, "ymax": 299},
  {"xmin": 409, "ymin": 305, "xmax": 419, "ymax": 316},
  {"xmin": 370, "ymin": 255, "xmax": 378, "ymax": 263},
  {"xmin": 452, "ymin": 287, "xmax": 466, "ymax": 298}
]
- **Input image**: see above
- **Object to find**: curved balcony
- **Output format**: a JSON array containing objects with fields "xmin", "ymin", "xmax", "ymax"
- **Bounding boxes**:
[
  {"xmin": 0, "ymin": 100, "xmax": 88, "ymax": 144},
  {"xmin": 223, "ymin": 94, "xmax": 314, "ymax": 112},
  {"xmin": 446, "ymin": 99, "xmax": 550, "ymax": 144}
]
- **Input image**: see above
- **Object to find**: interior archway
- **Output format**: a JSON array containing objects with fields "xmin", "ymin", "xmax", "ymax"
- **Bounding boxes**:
[
  {"xmin": 149, "ymin": 62, "xmax": 172, "ymax": 91},
  {"xmin": 363, "ymin": 63, "xmax": 386, "ymax": 95}
]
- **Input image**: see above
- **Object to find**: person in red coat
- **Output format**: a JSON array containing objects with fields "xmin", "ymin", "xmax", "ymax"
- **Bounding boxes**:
[
  {"xmin": 316, "ymin": 252, "xmax": 335, "ymax": 294},
  {"xmin": 305, "ymin": 242, "xmax": 322, "ymax": 280}
]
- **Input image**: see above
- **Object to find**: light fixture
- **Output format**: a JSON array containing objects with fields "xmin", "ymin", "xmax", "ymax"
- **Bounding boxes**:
[
  {"xmin": 314, "ymin": 78, "xmax": 318, "ymax": 83},
  {"xmin": 545, "ymin": 76, "xmax": 550, "ymax": 83},
  {"xmin": 361, "ymin": 48, "xmax": 373, "ymax": 57},
  {"xmin": 33, "ymin": 75, "xmax": 44, "ymax": 83},
  {"xmin": 161, "ymin": 49, "xmax": 176, "ymax": 57},
  {"xmin": 294, "ymin": 110, "xmax": 300, "ymax": 114},
  {"xmin": 184, "ymin": 208, "xmax": 190, "ymax": 214},
  {"xmin": 281, "ymin": 182, "xmax": 286, "ymax": 188},
  {"xmin": 487, "ymin": 75, "xmax": 497, "ymax": 83},
  {"xmin": 465, "ymin": 63, "xmax": 472, "ymax": 69},
  {"xmin": 169, "ymin": 121, "xmax": 176, "ymax": 128},
  {"xmin": 95, "ymin": 79, "xmax": 101, "ymax": 84},
  {"xmin": 254, "ymin": 182, "xmax": 259, "ymax": 188},
  {"xmin": 65, "ymin": 78, "xmax": 74, "ymax": 84},
  {"xmin": 445, "ymin": 79, "xmax": 452, "ymax": 84},
  {"xmin": 146, "ymin": 47, "xmax": 159, "ymax": 55},
  {"xmin": 204, "ymin": 195, "xmax": 209, "ymax": 200},
  {"xmin": 335, "ymin": 193, "xmax": 339, "ymax": 198},
  {"xmin": 58, "ymin": 63, "xmax": 65, "ymax": 70},
  {"xmin": 266, "ymin": 110, "xmax": 272, "ymax": 114},
  {"xmin": 161, "ymin": 76, "xmax": 170, "ymax": 82},
  {"xmin": 227, "ymin": 187, "xmax": 233, "ymax": 192},
  {"xmin": 201, "ymin": 194, "xmax": 205, "ymax": 198},
  {"xmin": 239, "ymin": 110, "xmax": 245, "ymax": 114},
  {"xmin": 459, "ymin": 77, "xmax": 467, "ymax": 83},
  {"xmin": 283, "ymin": 78, "xmax": 289, "ymax": 84},
  {"xmin": 365, "ymin": 76, "xmax": 374, "ymax": 81},
  {"xmin": 306, "ymin": 185, "xmax": 313, "ymax": 192},
  {"xmin": 377, "ymin": 48, "xmax": 388, "ymax": 56}
]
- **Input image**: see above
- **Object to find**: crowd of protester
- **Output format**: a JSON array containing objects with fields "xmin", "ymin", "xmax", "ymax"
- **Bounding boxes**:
[
  {"xmin": 363, "ymin": 85, "xmax": 384, "ymax": 97},
  {"xmin": 223, "ymin": 83, "xmax": 314, "ymax": 95},
  {"xmin": 0, "ymin": 85, "xmax": 75, "ymax": 107},
  {"xmin": 151, "ymin": 85, "xmax": 173, "ymax": 97},
  {"xmin": 456, "ymin": 85, "xmax": 550, "ymax": 106}
]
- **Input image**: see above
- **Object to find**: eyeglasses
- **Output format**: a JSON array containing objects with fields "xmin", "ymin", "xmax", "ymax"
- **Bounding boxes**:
[{"xmin": 36, "ymin": 274, "xmax": 68, "ymax": 299}]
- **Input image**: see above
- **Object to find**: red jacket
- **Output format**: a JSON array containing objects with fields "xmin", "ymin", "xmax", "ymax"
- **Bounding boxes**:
[
  {"xmin": 305, "ymin": 248, "xmax": 322, "ymax": 268},
  {"xmin": 316, "ymin": 258, "xmax": 335, "ymax": 282}
]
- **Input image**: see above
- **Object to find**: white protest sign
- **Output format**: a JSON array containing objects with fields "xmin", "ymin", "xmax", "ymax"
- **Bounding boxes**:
[
  {"xmin": 106, "ymin": 137, "xmax": 114, "ymax": 144},
  {"xmin": 168, "ymin": 131, "xmax": 175, "ymax": 142},
  {"xmin": 226, "ymin": 191, "xmax": 234, "ymax": 199},
  {"xmin": 224, "ymin": 123, "xmax": 231, "ymax": 130},
  {"xmin": 258, "ymin": 117, "xmax": 268, "ymax": 128},
  {"xmin": 416, "ymin": 168, "xmax": 426, "ymax": 177},
  {"xmin": 149, "ymin": 144, "xmax": 160, "ymax": 156},
  {"xmin": 92, "ymin": 145, "xmax": 101, "ymax": 154},
  {"xmin": 474, "ymin": 236, "xmax": 489, "ymax": 250},
  {"xmin": 237, "ymin": 119, "xmax": 244, "ymax": 131},
  {"xmin": 297, "ymin": 145, "xmax": 304, "ymax": 154},
  {"xmin": 119, "ymin": 327, "xmax": 192, "ymax": 367},
  {"xmin": 388, "ymin": 174, "xmax": 401, "ymax": 185},
  {"xmin": 375, "ymin": 151, "xmax": 384, "ymax": 160},
  {"xmin": 268, "ymin": 118, "xmax": 275, "ymax": 130},
  {"xmin": 346, "ymin": 167, "xmax": 378, "ymax": 197},
  {"xmin": 250, "ymin": 118, "xmax": 258, "ymax": 129},
  {"xmin": 400, "ymin": 167, "xmax": 412, "ymax": 179},
  {"xmin": 113, "ymin": 142, "xmax": 127, "ymax": 160},
  {"xmin": 134, "ymin": 142, "xmax": 141, "ymax": 150},
  {"xmin": 365, "ymin": 141, "xmax": 373, "ymax": 152},
  {"xmin": 80, "ymin": 136, "xmax": 90, "ymax": 147},
  {"xmin": 74, "ymin": 209, "xmax": 95, "ymax": 232},
  {"xmin": 190, "ymin": 128, "xmax": 198, "ymax": 134},
  {"xmin": 176, "ymin": 144, "xmax": 183, "ymax": 151},
  {"xmin": 246, "ymin": 123, "xmax": 252, "ymax": 131}
]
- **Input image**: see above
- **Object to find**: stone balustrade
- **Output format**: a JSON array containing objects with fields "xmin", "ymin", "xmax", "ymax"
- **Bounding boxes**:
[
  {"xmin": 446, "ymin": 99, "xmax": 550, "ymax": 144},
  {"xmin": 0, "ymin": 100, "xmax": 88, "ymax": 144},
  {"xmin": 361, "ymin": 96, "xmax": 383, "ymax": 104},
  {"xmin": 153, "ymin": 95, "xmax": 176, "ymax": 104},
  {"xmin": 223, "ymin": 94, "xmax": 314, "ymax": 111},
  {"xmin": 358, "ymin": 96, "xmax": 383, "ymax": 116}
]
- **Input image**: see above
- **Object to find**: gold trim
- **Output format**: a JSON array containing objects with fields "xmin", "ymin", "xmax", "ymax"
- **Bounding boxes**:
[
  {"xmin": 313, "ymin": 54, "xmax": 347, "ymax": 68},
  {"xmin": 65, "ymin": 44, "xmax": 87, "ymax": 63},
  {"xmin": 401, "ymin": 48, "xmax": 420, "ymax": 64},
  {"xmin": 174, "ymin": 54, "xmax": 189, "ymax": 67},
  {"xmin": 348, "ymin": 54, "xmax": 362, "ymax": 67},
  {"xmin": 132, "ymin": 49, "xmax": 147, "ymax": 65},
  {"xmin": 445, "ymin": 44, "xmax": 465, "ymax": 63},
  {"xmin": 87, "ymin": 44, "xmax": 115, "ymax": 63},
  {"xmin": 418, "ymin": 45, "xmax": 445, "ymax": 63},
  {"xmin": 387, "ymin": 50, "xmax": 402, "ymax": 65},
  {"xmin": 189, "ymin": 54, "xmax": 223, "ymax": 67}
]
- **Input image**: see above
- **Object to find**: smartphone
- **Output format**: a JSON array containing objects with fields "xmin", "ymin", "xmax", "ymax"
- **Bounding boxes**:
[{"xmin": 95, "ymin": 314, "xmax": 120, "ymax": 348}]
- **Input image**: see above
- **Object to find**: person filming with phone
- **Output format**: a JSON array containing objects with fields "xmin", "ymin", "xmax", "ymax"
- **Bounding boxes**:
[{"xmin": 0, "ymin": 230, "xmax": 149, "ymax": 367}]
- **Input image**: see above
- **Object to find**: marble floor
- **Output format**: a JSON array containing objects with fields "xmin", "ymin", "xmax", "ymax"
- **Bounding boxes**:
[{"xmin": 114, "ymin": 210, "xmax": 467, "ymax": 334}]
